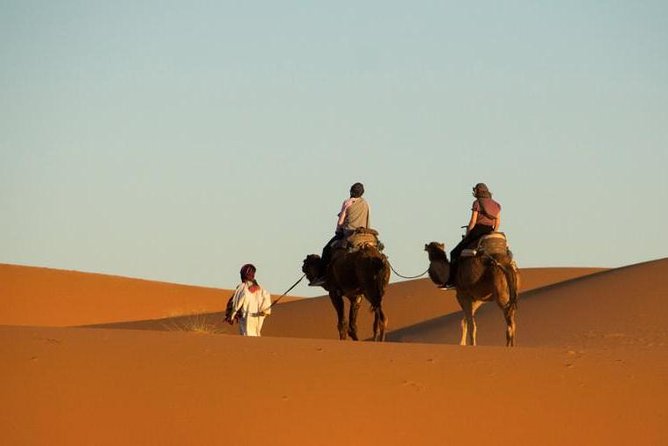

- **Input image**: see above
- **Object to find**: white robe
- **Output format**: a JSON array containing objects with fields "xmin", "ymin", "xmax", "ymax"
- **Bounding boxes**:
[{"xmin": 231, "ymin": 282, "xmax": 272, "ymax": 336}]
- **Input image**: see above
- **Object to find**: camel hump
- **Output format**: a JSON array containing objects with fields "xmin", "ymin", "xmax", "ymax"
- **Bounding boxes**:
[{"xmin": 347, "ymin": 227, "xmax": 381, "ymax": 251}]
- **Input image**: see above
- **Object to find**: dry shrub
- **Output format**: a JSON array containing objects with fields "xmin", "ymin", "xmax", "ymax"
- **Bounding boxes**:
[{"xmin": 163, "ymin": 313, "xmax": 223, "ymax": 334}]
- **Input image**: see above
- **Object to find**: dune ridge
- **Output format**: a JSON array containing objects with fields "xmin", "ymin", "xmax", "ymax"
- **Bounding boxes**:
[{"xmin": 0, "ymin": 263, "xmax": 298, "ymax": 327}]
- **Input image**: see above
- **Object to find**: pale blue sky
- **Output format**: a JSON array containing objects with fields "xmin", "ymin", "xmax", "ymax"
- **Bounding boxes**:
[{"xmin": 2, "ymin": 1, "xmax": 666, "ymax": 297}]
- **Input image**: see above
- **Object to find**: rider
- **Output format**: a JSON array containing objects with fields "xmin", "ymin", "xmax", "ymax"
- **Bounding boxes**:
[
  {"xmin": 309, "ymin": 182, "xmax": 370, "ymax": 286},
  {"xmin": 443, "ymin": 182, "xmax": 501, "ymax": 288}
]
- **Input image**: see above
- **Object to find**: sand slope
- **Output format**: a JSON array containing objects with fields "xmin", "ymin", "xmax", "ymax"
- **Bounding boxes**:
[
  {"xmin": 0, "ymin": 264, "xmax": 233, "ymax": 327},
  {"xmin": 391, "ymin": 258, "xmax": 668, "ymax": 348},
  {"xmin": 2, "ymin": 325, "xmax": 665, "ymax": 445},
  {"xmin": 83, "ymin": 267, "xmax": 605, "ymax": 340},
  {"xmin": 1, "ymin": 260, "xmax": 666, "ymax": 445}
]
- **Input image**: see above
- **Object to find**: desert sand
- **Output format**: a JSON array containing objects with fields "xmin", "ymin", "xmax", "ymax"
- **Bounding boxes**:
[{"xmin": 1, "ymin": 260, "xmax": 666, "ymax": 445}]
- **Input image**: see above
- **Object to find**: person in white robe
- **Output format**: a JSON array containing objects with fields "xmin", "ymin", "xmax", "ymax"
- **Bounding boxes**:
[{"xmin": 230, "ymin": 264, "xmax": 272, "ymax": 336}]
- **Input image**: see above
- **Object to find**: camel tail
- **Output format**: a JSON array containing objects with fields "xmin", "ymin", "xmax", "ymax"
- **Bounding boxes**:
[
  {"xmin": 371, "ymin": 256, "xmax": 389, "ymax": 304},
  {"xmin": 502, "ymin": 263, "xmax": 519, "ymax": 311}
]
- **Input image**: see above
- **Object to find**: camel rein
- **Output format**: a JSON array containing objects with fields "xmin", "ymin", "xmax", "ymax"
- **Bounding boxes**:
[
  {"xmin": 388, "ymin": 261, "xmax": 429, "ymax": 280},
  {"xmin": 267, "ymin": 273, "xmax": 306, "ymax": 309}
]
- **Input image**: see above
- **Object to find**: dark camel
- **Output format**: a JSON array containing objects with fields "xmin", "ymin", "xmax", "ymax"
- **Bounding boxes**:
[
  {"xmin": 425, "ymin": 241, "xmax": 519, "ymax": 346},
  {"xmin": 302, "ymin": 245, "xmax": 390, "ymax": 341}
]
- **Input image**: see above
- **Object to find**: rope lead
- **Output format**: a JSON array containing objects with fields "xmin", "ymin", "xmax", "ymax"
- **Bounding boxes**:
[
  {"xmin": 388, "ymin": 262, "xmax": 429, "ymax": 280},
  {"xmin": 268, "ymin": 273, "xmax": 306, "ymax": 309}
]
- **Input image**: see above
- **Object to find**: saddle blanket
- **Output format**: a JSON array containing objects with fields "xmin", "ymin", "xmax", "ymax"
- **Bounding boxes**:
[{"xmin": 461, "ymin": 232, "xmax": 508, "ymax": 257}]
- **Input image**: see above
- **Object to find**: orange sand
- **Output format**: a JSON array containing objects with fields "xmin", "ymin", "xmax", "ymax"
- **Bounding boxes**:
[{"xmin": 1, "ymin": 260, "xmax": 666, "ymax": 445}]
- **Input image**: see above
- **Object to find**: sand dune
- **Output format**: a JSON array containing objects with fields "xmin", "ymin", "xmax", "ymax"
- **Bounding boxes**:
[
  {"xmin": 1, "ymin": 260, "xmax": 666, "ymax": 445},
  {"xmin": 2, "ymin": 325, "xmax": 665, "ymax": 445},
  {"xmin": 83, "ymin": 266, "xmax": 605, "ymax": 340},
  {"xmin": 260, "ymin": 266, "xmax": 606, "ymax": 340},
  {"xmin": 0, "ymin": 263, "xmax": 298, "ymax": 327},
  {"xmin": 390, "ymin": 258, "xmax": 668, "ymax": 348},
  {"xmin": 0, "ymin": 264, "xmax": 232, "ymax": 327}
]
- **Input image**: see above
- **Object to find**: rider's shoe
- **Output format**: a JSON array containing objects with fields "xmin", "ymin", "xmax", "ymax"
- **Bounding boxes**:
[{"xmin": 309, "ymin": 277, "xmax": 326, "ymax": 286}]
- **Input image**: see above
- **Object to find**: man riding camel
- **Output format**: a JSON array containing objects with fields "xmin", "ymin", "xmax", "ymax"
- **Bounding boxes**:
[{"xmin": 309, "ymin": 182, "xmax": 370, "ymax": 286}]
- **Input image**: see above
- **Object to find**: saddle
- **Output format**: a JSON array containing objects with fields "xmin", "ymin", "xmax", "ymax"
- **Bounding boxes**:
[
  {"xmin": 331, "ymin": 227, "xmax": 382, "ymax": 252},
  {"xmin": 461, "ymin": 232, "xmax": 510, "ymax": 258}
]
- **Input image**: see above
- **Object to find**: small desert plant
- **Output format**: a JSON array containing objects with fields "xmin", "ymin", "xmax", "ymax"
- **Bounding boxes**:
[{"xmin": 163, "ymin": 313, "xmax": 223, "ymax": 334}]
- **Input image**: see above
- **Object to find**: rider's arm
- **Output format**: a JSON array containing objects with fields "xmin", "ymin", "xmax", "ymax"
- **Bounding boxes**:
[
  {"xmin": 466, "ymin": 211, "xmax": 478, "ymax": 235},
  {"xmin": 261, "ymin": 289, "xmax": 272, "ymax": 316},
  {"xmin": 493, "ymin": 214, "xmax": 501, "ymax": 231},
  {"xmin": 336, "ymin": 198, "xmax": 355, "ymax": 229}
]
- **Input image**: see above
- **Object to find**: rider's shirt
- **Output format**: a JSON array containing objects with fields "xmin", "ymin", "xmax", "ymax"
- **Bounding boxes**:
[
  {"xmin": 336, "ymin": 197, "xmax": 370, "ymax": 235},
  {"xmin": 472, "ymin": 198, "xmax": 501, "ymax": 227}
]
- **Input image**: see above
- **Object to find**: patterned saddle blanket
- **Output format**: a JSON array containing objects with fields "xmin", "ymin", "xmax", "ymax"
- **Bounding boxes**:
[
  {"xmin": 332, "ymin": 227, "xmax": 382, "ymax": 251},
  {"xmin": 461, "ymin": 232, "xmax": 510, "ymax": 258}
]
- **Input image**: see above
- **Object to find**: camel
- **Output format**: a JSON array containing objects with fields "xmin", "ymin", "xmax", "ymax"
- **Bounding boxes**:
[
  {"xmin": 425, "ymin": 240, "xmax": 519, "ymax": 346},
  {"xmin": 302, "ymin": 242, "xmax": 390, "ymax": 341}
]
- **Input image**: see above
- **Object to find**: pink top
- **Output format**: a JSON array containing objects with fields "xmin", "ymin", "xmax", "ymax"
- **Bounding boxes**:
[{"xmin": 472, "ymin": 198, "xmax": 501, "ymax": 227}]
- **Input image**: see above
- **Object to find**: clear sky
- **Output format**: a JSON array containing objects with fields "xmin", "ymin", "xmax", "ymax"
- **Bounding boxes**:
[{"xmin": 2, "ymin": 1, "xmax": 667, "ymax": 297}]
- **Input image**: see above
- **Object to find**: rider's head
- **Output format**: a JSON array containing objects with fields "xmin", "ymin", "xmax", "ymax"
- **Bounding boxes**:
[
  {"xmin": 350, "ymin": 182, "xmax": 365, "ymax": 198},
  {"xmin": 473, "ymin": 183, "xmax": 492, "ymax": 198},
  {"xmin": 240, "ymin": 264, "xmax": 256, "ymax": 282}
]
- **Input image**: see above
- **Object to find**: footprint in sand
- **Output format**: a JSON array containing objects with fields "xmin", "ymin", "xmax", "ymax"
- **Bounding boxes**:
[{"xmin": 402, "ymin": 380, "xmax": 425, "ymax": 391}]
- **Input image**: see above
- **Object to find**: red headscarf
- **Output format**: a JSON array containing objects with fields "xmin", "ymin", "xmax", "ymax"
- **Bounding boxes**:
[{"xmin": 240, "ymin": 264, "xmax": 259, "ymax": 292}]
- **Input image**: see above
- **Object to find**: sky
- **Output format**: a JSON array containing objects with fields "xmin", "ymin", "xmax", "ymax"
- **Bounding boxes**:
[{"xmin": 2, "ymin": 1, "xmax": 667, "ymax": 297}]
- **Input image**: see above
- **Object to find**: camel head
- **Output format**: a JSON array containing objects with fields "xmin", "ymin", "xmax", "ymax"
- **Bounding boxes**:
[
  {"xmin": 424, "ymin": 242, "xmax": 450, "ymax": 287},
  {"xmin": 301, "ymin": 254, "xmax": 323, "ymax": 282},
  {"xmin": 424, "ymin": 242, "xmax": 448, "ymax": 261}
]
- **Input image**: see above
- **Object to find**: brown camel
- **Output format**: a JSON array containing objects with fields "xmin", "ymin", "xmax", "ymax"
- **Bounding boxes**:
[
  {"xmin": 425, "ymin": 241, "xmax": 519, "ymax": 346},
  {"xmin": 302, "ymin": 244, "xmax": 390, "ymax": 341}
]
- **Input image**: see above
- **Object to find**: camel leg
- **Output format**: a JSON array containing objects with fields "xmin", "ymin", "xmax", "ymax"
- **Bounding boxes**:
[
  {"xmin": 347, "ymin": 295, "xmax": 362, "ymax": 341},
  {"xmin": 372, "ymin": 306, "xmax": 388, "ymax": 342},
  {"xmin": 459, "ymin": 317, "xmax": 468, "ymax": 346},
  {"xmin": 366, "ymin": 286, "xmax": 387, "ymax": 342},
  {"xmin": 457, "ymin": 294, "xmax": 473, "ymax": 346},
  {"xmin": 494, "ymin": 283, "xmax": 516, "ymax": 347},
  {"xmin": 470, "ymin": 300, "xmax": 484, "ymax": 346},
  {"xmin": 503, "ymin": 305, "xmax": 516, "ymax": 347},
  {"xmin": 328, "ymin": 292, "xmax": 347, "ymax": 340}
]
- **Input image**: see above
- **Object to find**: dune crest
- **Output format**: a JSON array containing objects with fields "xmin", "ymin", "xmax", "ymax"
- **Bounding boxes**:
[{"xmin": 0, "ymin": 264, "xmax": 232, "ymax": 326}]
